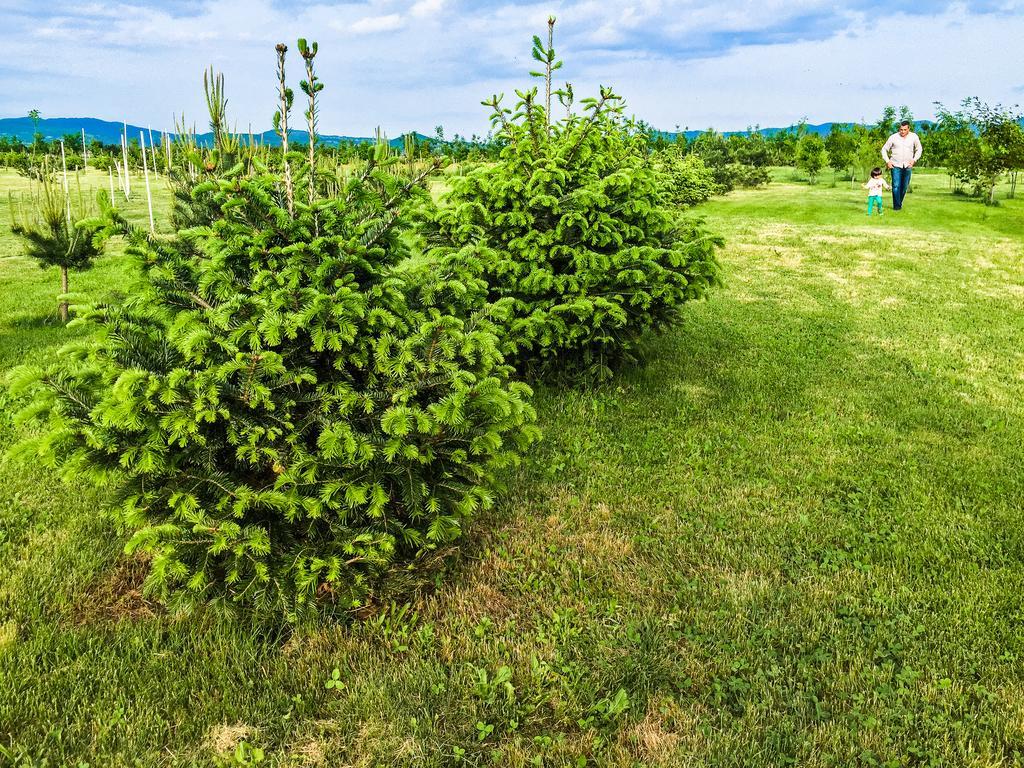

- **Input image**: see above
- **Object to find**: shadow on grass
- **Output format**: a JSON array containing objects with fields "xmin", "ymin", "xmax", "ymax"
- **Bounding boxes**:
[{"xmin": 7, "ymin": 312, "xmax": 62, "ymax": 330}]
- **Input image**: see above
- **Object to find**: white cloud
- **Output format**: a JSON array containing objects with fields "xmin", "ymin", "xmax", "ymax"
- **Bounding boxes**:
[
  {"xmin": 0, "ymin": 1, "xmax": 1021, "ymax": 138},
  {"xmin": 350, "ymin": 12, "xmax": 405, "ymax": 34},
  {"xmin": 597, "ymin": 5, "xmax": 1024, "ymax": 131},
  {"xmin": 410, "ymin": 0, "xmax": 444, "ymax": 17}
]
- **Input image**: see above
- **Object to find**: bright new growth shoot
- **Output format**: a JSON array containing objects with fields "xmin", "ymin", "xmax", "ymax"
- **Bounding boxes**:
[
  {"xmin": 148, "ymin": 126, "xmax": 158, "ymax": 176},
  {"xmin": 530, "ymin": 16, "xmax": 562, "ymax": 130},
  {"xmin": 274, "ymin": 42, "xmax": 296, "ymax": 216},
  {"xmin": 121, "ymin": 122, "xmax": 131, "ymax": 198},
  {"xmin": 298, "ymin": 38, "xmax": 323, "ymax": 209},
  {"xmin": 203, "ymin": 67, "xmax": 227, "ymax": 151}
]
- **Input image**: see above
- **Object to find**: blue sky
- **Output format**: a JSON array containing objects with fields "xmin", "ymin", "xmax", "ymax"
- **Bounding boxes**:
[{"xmin": 1, "ymin": 0, "xmax": 1022, "ymax": 136}]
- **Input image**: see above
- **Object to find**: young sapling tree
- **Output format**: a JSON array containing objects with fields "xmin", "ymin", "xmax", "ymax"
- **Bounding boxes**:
[
  {"xmin": 796, "ymin": 133, "xmax": 827, "ymax": 184},
  {"xmin": 9, "ymin": 165, "xmax": 112, "ymax": 322}
]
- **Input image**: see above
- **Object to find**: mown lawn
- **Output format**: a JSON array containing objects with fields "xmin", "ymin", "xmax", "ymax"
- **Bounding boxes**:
[{"xmin": 1, "ymin": 168, "xmax": 1023, "ymax": 767}]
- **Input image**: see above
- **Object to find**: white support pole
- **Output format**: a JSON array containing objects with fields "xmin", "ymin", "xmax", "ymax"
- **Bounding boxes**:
[
  {"xmin": 148, "ymin": 125, "xmax": 158, "ymax": 177},
  {"xmin": 59, "ymin": 139, "xmax": 71, "ymax": 225},
  {"xmin": 82, "ymin": 128, "xmax": 88, "ymax": 167},
  {"xmin": 108, "ymin": 166, "xmax": 115, "ymax": 200},
  {"xmin": 140, "ymin": 130, "xmax": 155, "ymax": 234},
  {"xmin": 164, "ymin": 131, "xmax": 172, "ymax": 172},
  {"xmin": 120, "ymin": 132, "xmax": 131, "ymax": 198}
]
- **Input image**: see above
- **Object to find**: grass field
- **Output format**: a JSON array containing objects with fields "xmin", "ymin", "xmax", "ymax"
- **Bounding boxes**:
[{"xmin": 1, "ymin": 167, "xmax": 1023, "ymax": 767}]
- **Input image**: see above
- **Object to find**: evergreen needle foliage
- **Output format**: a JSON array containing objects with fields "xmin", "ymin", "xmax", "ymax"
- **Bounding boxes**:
[
  {"xmin": 424, "ymin": 21, "xmax": 723, "ymax": 379},
  {"xmin": 8, "ymin": 42, "xmax": 539, "ymax": 622},
  {"xmin": 7, "ymin": 163, "xmax": 112, "ymax": 322},
  {"xmin": 655, "ymin": 151, "xmax": 718, "ymax": 207}
]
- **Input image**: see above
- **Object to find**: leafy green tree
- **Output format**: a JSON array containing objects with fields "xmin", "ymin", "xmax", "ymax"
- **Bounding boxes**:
[
  {"xmin": 1006, "ymin": 122, "xmax": 1024, "ymax": 198},
  {"xmin": 27, "ymin": 108, "xmax": 42, "ymax": 158},
  {"xmin": 849, "ymin": 124, "xmax": 882, "ymax": 182},
  {"xmin": 690, "ymin": 129, "xmax": 735, "ymax": 192},
  {"xmin": 796, "ymin": 133, "xmax": 827, "ymax": 183},
  {"xmin": 936, "ymin": 98, "xmax": 1024, "ymax": 203},
  {"xmin": 9, "ymin": 41, "xmax": 539, "ymax": 622},
  {"xmin": 656, "ymin": 151, "xmax": 718, "ymax": 207},
  {"xmin": 424, "ymin": 20, "xmax": 722, "ymax": 379},
  {"xmin": 731, "ymin": 129, "xmax": 771, "ymax": 168},
  {"xmin": 8, "ymin": 166, "xmax": 111, "ymax": 321},
  {"xmin": 766, "ymin": 129, "xmax": 798, "ymax": 166},
  {"xmin": 824, "ymin": 124, "xmax": 856, "ymax": 183},
  {"xmin": 871, "ymin": 106, "xmax": 898, "ymax": 142}
]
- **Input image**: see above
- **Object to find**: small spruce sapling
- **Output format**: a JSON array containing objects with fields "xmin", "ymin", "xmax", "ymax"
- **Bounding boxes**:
[{"xmin": 8, "ymin": 164, "xmax": 112, "ymax": 322}]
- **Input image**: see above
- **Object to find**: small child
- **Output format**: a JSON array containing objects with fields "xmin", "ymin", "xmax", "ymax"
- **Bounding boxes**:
[{"xmin": 864, "ymin": 167, "xmax": 891, "ymax": 216}]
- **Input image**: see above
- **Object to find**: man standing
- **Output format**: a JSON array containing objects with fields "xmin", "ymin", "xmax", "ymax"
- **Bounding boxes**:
[{"xmin": 882, "ymin": 120, "xmax": 923, "ymax": 210}]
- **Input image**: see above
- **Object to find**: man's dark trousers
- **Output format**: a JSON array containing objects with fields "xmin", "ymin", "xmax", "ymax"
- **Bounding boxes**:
[{"xmin": 891, "ymin": 166, "xmax": 912, "ymax": 210}]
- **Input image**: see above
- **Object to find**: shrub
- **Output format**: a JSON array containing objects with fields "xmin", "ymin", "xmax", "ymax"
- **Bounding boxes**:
[
  {"xmin": 689, "ymin": 129, "xmax": 735, "ymax": 191},
  {"xmin": 656, "ymin": 152, "xmax": 718, "ymax": 206},
  {"xmin": 9, "ymin": 42, "xmax": 539, "ymax": 622},
  {"xmin": 0, "ymin": 151, "xmax": 31, "ymax": 170},
  {"xmin": 89, "ymin": 154, "xmax": 115, "ymax": 172},
  {"xmin": 726, "ymin": 163, "xmax": 772, "ymax": 189},
  {"xmin": 425, "ymin": 19, "xmax": 722, "ymax": 379}
]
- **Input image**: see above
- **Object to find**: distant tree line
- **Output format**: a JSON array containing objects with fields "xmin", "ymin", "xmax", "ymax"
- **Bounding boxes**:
[
  {"xmin": 0, "ymin": 118, "xmax": 469, "ymax": 172},
  {"xmin": 820, "ymin": 102, "xmax": 1024, "ymax": 203},
  {"xmin": 6, "ymin": 97, "xmax": 1021, "ymax": 205}
]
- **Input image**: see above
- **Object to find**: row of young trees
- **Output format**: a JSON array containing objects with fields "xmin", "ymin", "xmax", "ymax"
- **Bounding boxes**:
[
  {"xmin": 8, "ymin": 99, "xmax": 1022, "ymax": 203},
  {"xmin": 931, "ymin": 99, "xmax": 1024, "ymax": 203},
  {"xmin": 814, "ymin": 103, "xmax": 1024, "ymax": 201},
  {"xmin": 0, "ymin": 122, "xmax": 445, "ymax": 174},
  {"xmin": 8, "ymin": 24, "xmax": 723, "ymax": 622},
  {"xmin": 649, "ymin": 102, "xmax": 1024, "ymax": 198}
]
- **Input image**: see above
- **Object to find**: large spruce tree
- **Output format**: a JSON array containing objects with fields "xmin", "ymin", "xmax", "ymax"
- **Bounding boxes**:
[
  {"xmin": 424, "ymin": 19, "xmax": 722, "ymax": 379},
  {"xmin": 10, "ymin": 42, "xmax": 538, "ymax": 621}
]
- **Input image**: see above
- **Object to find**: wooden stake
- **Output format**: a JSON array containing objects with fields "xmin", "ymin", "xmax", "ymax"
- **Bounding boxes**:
[{"xmin": 140, "ymin": 130, "xmax": 155, "ymax": 233}]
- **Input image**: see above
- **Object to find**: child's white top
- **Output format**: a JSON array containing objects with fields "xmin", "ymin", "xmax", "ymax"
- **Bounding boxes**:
[{"xmin": 864, "ymin": 177, "xmax": 888, "ymax": 195}]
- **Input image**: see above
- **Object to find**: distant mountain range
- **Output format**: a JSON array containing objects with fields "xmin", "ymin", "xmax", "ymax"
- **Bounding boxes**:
[
  {"xmin": 0, "ymin": 116, "xmax": 941, "ymax": 148},
  {"xmin": 0, "ymin": 116, "xmax": 432, "ymax": 149},
  {"xmin": 663, "ymin": 120, "xmax": 937, "ymax": 141}
]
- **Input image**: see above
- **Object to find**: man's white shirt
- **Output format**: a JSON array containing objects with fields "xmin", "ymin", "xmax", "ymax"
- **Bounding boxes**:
[{"xmin": 882, "ymin": 132, "xmax": 923, "ymax": 168}]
